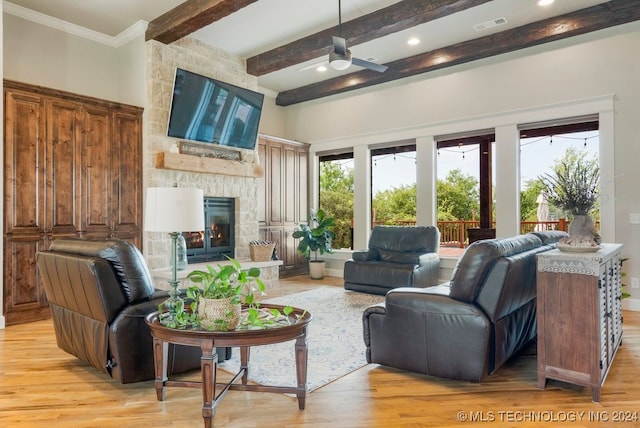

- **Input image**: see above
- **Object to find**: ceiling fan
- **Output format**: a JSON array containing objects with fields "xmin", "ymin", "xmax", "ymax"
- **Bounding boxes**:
[{"xmin": 329, "ymin": 0, "xmax": 388, "ymax": 73}]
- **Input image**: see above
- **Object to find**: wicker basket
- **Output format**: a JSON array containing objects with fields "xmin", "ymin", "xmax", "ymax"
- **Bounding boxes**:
[{"xmin": 249, "ymin": 242, "xmax": 275, "ymax": 262}]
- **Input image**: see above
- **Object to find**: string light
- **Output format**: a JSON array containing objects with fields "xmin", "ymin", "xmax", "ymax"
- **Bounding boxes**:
[{"xmin": 519, "ymin": 132, "xmax": 599, "ymax": 148}]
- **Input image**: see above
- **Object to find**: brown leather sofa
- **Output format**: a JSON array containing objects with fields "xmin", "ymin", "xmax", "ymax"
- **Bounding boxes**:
[
  {"xmin": 344, "ymin": 226, "xmax": 440, "ymax": 295},
  {"xmin": 362, "ymin": 231, "xmax": 567, "ymax": 381},
  {"xmin": 36, "ymin": 238, "xmax": 202, "ymax": 383}
]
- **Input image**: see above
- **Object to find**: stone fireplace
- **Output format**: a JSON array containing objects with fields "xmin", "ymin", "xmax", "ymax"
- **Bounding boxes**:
[
  {"xmin": 144, "ymin": 38, "xmax": 263, "ymax": 271},
  {"xmin": 184, "ymin": 197, "xmax": 235, "ymax": 263}
]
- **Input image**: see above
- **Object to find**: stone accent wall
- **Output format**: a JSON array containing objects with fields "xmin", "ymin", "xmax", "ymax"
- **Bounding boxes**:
[{"xmin": 144, "ymin": 38, "xmax": 262, "ymax": 270}]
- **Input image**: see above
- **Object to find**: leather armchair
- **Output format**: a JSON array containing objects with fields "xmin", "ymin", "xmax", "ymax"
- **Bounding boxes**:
[
  {"xmin": 344, "ymin": 226, "xmax": 440, "ymax": 295},
  {"xmin": 36, "ymin": 238, "xmax": 202, "ymax": 383},
  {"xmin": 363, "ymin": 231, "xmax": 567, "ymax": 381}
]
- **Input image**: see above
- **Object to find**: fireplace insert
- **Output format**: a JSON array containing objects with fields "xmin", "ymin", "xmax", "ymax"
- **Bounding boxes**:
[{"xmin": 183, "ymin": 197, "xmax": 234, "ymax": 263}]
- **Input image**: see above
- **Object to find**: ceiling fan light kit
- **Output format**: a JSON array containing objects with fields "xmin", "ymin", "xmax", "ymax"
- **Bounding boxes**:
[{"xmin": 329, "ymin": 50, "xmax": 352, "ymax": 70}]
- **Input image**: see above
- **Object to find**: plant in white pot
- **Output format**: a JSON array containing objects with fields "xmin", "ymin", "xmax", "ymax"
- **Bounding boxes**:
[
  {"xmin": 539, "ymin": 152, "xmax": 601, "ymax": 249},
  {"xmin": 292, "ymin": 209, "xmax": 336, "ymax": 279}
]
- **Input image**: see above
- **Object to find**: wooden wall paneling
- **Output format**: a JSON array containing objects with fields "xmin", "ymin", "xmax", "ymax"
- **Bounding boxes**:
[
  {"xmin": 258, "ymin": 135, "xmax": 309, "ymax": 277},
  {"xmin": 257, "ymin": 141, "xmax": 267, "ymax": 225},
  {"xmin": 45, "ymin": 98, "xmax": 81, "ymax": 236},
  {"xmin": 268, "ymin": 143, "xmax": 283, "ymax": 225},
  {"xmin": 3, "ymin": 236, "xmax": 51, "ymax": 324},
  {"xmin": 297, "ymin": 150, "xmax": 308, "ymax": 224},
  {"xmin": 81, "ymin": 105, "xmax": 112, "ymax": 238},
  {"xmin": 3, "ymin": 89, "xmax": 45, "ymax": 235},
  {"xmin": 283, "ymin": 145, "xmax": 296, "ymax": 223},
  {"xmin": 111, "ymin": 110, "xmax": 143, "ymax": 248},
  {"xmin": 3, "ymin": 88, "xmax": 49, "ymax": 324},
  {"xmin": 3, "ymin": 80, "xmax": 143, "ymax": 325}
]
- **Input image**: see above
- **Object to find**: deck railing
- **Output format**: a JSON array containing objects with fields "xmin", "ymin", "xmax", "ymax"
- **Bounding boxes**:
[{"xmin": 373, "ymin": 219, "xmax": 591, "ymax": 248}]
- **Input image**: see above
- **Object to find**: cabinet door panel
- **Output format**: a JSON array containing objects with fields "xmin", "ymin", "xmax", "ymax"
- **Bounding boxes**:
[
  {"xmin": 82, "ymin": 106, "xmax": 111, "ymax": 235},
  {"xmin": 3, "ymin": 236, "xmax": 50, "ymax": 324},
  {"xmin": 4, "ymin": 90, "xmax": 45, "ymax": 233},
  {"xmin": 283, "ymin": 146, "xmax": 296, "ymax": 223},
  {"xmin": 297, "ymin": 150, "xmax": 308, "ymax": 223},
  {"xmin": 257, "ymin": 142, "xmax": 267, "ymax": 224},
  {"xmin": 46, "ymin": 99, "xmax": 81, "ymax": 234},
  {"xmin": 269, "ymin": 144, "xmax": 283, "ymax": 225},
  {"xmin": 112, "ymin": 111, "xmax": 142, "ymax": 236}
]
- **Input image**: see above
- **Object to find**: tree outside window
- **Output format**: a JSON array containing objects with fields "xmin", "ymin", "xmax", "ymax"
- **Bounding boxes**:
[{"xmin": 319, "ymin": 157, "xmax": 354, "ymax": 249}]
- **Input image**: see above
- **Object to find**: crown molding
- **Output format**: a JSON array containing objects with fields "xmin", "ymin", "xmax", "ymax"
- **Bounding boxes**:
[{"xmin": 3, "ymin": 1, "xmax": 147, "ymax": 48}]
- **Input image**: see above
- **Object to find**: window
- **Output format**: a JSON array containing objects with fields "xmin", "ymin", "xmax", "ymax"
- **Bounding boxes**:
[
  {"xmin": 519, "ymin": 119, "xmax": 599, "ymax": 233},
  {"xmin": 436, "ymin": 132, "xmax": 495, "ymax": 245},
  {"xmin": 319, "ymin": 153, "xmax": 354, "ymax": 249},
  {"xmin": 371, "ymin": 144, "xmax": 417, "ymax": 228}
]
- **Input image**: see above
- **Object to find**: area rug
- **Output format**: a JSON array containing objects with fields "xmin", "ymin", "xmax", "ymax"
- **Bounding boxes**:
[{"xmin": 217, "ymin": 286, "xmax": 384, "ymax": 391}]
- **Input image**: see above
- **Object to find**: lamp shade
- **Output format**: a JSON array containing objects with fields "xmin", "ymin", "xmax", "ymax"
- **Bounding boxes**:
[{"xmin": 145, "ymin": 187, "xmax": 205, "ymax": 232}]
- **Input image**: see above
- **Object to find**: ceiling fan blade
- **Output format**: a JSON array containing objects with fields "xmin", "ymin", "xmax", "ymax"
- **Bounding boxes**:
[
  {"xmin": 352, "ymin": 57, "xmax": 388, "ymax": 73},
  {"xmin": 333, "ymin": 36, "xmax": 347, "ymax": 56}
]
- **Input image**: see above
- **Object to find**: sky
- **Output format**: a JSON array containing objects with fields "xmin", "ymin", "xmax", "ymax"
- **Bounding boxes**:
[{"xmin": 369, "ymin": 130, "xmax": 600, "ymax": 194}]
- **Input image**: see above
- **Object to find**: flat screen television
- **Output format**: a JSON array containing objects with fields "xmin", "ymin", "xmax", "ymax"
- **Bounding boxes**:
[{"xmin": 167, "ymin": 68, "xmax": 264, "ymax": 150}]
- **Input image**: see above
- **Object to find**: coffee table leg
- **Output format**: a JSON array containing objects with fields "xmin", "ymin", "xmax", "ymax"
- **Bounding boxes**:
[
  {"xmin": 200, "ymin": 340, "xmax": 218, "ymax": 428},
  {"xmin": 294, "ymin": 332, "xmax": 308, "ymax": 410},
  {"xmin": 151, "ymin": 338, "xmax": 168, "ymax": 401},
  {"xmin": 240, "ymin": 346, "xmax": 250, "ymax": 384}
]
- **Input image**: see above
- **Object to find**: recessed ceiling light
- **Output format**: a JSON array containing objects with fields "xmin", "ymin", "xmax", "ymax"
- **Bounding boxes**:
[
  {"xmin": 408, "ymin": 37, "xmax": 420, "ymax": 46},
  {"xmin": 538, "ymin": 0, "xmax": 554, "ymax": 6}
]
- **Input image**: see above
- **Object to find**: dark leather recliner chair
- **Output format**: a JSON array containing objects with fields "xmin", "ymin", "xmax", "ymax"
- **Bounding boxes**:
[
  {"xmin": 363, "ymin": 231, "xmax": 567, "ymax": 381},
  {"xmin": 344, "ymin": 226, "xmax": 440, "ymax": 295},
  {"xmin": 36, "ymin": 238, "xmax": 202, "ymax": 383}
]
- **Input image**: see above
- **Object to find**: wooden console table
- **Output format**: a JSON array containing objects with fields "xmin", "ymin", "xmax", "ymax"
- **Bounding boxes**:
[
  {"xmin": 536, "ymin": 243, "xmax": 623, "ymax": 402},
  {"xmin": 145, "ymin": 305, "xmax": 312, "ymax": 428}
]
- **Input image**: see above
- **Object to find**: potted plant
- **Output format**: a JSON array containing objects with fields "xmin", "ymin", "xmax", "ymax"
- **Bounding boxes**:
[
  {"xmin": 292, "ymin": 209, "xmax": 336, "ymax": 279},
  {"xmin": 539, "ymin": 155, "xmax": 601, "ymax": 247},
  {"xmin": 186, "ymin": 259, "xmax": 265, "ymax": 331}
]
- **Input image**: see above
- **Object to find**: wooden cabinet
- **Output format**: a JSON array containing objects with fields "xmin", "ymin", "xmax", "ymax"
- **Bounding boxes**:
[
  {"xmin": 536, "ymin": 244, "xmax": 624, "ymax": 402},
  {"xmin": 3, "ymin": 80, "xmax": 143, "ymax": 325},
  {"xmin": 257, "ymin": 135, "xmax": 309, "ymax": 277}
]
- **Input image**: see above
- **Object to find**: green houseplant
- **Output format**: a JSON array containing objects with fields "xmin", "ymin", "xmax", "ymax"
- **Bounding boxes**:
[
  {"xmin": 292, "ymin": 209, "xmax": 336, "ymax": 279},
  {"xmin": 158, "ymin": 258, "xmax": 297, "ymax": 331},
  {"xmin": 539, "ymin": 155, "xmax": 601, "ymax": 246},
  {"xmin": 186, "ymin": 260, "xmax": 265, "ymax": 330}
]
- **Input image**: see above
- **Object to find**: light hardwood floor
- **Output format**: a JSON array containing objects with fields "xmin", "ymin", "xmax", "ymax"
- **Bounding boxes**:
[{"xmin": 1, "ymin": 276, "xmax": 639, "ymax": 427}]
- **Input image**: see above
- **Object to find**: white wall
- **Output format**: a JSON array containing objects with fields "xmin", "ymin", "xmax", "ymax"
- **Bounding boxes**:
[
  {"xmin": 284, "ymin": 22, "xmax": 640, "ymax": 307},
  {"xmin": 3, "ymin": 13, "xmax": 136, "ymax": 105}
]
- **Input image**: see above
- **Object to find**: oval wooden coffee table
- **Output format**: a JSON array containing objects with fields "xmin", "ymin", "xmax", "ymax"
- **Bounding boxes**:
[{"xmin": 145, "ymin": 304, "xmax": 312, "ymax": 428}]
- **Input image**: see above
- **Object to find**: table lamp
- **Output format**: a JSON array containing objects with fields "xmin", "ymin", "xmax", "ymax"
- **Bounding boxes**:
[{"xmin": 145, "ymin": 187, "xmax": 204, "ymax": 322}]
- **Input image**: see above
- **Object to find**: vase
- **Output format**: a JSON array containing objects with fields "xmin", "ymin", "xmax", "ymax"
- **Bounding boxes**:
[
  {"xmin": 197, "ymin": 296, "xmax": 241, "ymax": 331},
  {"xmin": 309, "ymin": 260, "xmax": 326, "ymax": 279},
  {"xmin": 568, "ymin": 214, "xmax": 601, "ymax": 244}
]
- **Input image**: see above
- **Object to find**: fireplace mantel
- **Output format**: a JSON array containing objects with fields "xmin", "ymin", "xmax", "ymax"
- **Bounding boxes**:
[{"xmin": 156, "ymin": 152, "xmax": 264, "ymax": 178}]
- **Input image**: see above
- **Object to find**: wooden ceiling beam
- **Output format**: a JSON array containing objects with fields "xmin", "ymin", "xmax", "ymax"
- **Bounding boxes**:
[
  {"xmin": 246, "ymin": 0, "xmax": 491, "ymax": 76},
  {"xmin": 276, "ymin": 0, "xmax": 640, "ymax": 106},
  {"xmin": 146, "ymin": 0, "xmax": 258, "ymax": 44}
]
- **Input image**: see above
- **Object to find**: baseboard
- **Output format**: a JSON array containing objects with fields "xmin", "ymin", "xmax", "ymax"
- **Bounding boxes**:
[
  {"xmin": 325, "ymin": 267, "xmax": 344, "ymax": 278},
  {"xmin": 623, "ymin": 297, "xmax": 640, "ymax": 312}
]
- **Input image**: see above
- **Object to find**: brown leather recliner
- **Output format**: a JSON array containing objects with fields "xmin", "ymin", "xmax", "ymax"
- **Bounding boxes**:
[
  {"xmin": 363, "ymin": 231, "xmax": 567, "ymax": 381},
  {"xmin": 36, "ymin": 238, "xmax": 202, "ymax": 383},
  {"xmin": 344, "ymin": 226, "xmax": 440, "ymax": 295}
]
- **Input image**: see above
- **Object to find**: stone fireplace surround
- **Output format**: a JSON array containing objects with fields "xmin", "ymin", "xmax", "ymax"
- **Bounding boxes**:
[{"xmin": 144, "ymin": 38, "xmax": 263, "ymax": 272}]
